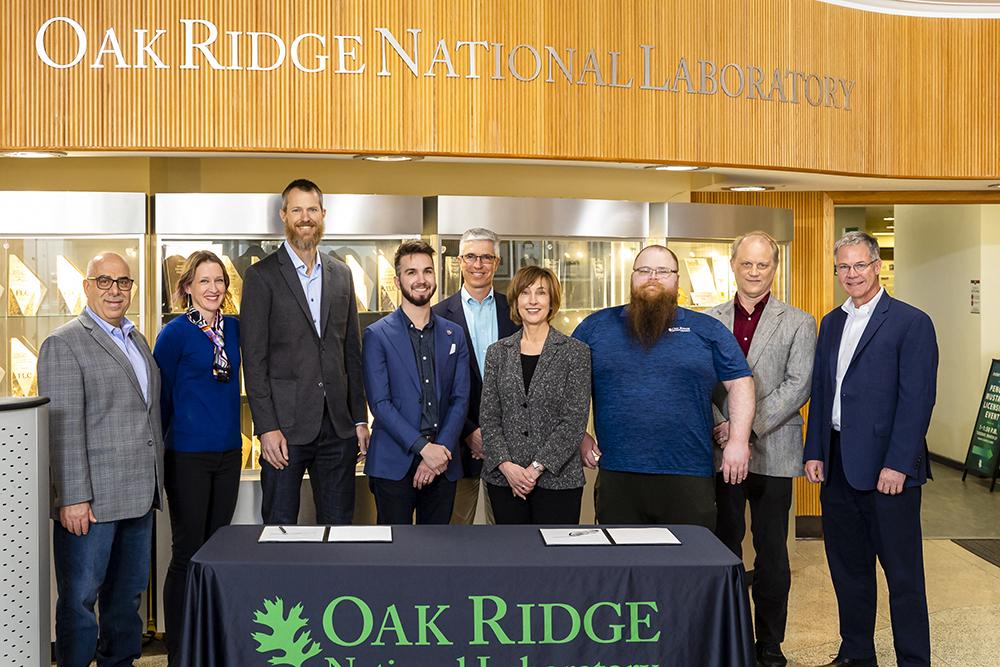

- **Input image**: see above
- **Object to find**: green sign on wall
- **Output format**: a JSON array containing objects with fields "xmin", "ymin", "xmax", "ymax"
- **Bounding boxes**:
[{"xmin": 963, "ymin": 359, "xmax": 1000, "ymax": 492}]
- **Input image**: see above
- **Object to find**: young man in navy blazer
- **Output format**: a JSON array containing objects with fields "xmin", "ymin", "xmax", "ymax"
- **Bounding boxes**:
[
  {"xmin": 805, "ymin": 232, "xmax": 938, "ymax": 667},
  {"xmin": 363, "ymin": 239, "xmax": 470, "ymax": 524},
  {"xmin": 432, "ymin": 228, "xmax": 519, "ymax": 524}
]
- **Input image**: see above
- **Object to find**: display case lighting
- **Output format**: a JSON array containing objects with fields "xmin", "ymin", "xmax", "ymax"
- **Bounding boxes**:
[
  {"xmin": 4, "ymin": 150, "xmax": 66, "ymax": 158},
  {"xmin": 724, "ymin": 186, "xmax": 774, "ymax": 192},
  {"xmin": 989, "ymin": 183, "xmax": 1000, "ymax": 189}
]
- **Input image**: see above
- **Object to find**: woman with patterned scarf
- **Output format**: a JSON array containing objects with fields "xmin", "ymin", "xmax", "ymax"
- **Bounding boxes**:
[{"xmin": 153, "ymin": 250, "xmax": 242, "ymax": 667}]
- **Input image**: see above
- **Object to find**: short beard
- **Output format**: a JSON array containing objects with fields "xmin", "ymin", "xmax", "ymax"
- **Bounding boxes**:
[
  {"xmin": 285, "ymin": 221, "xmax": 325, "ymax": 252},
  {"xmin": 401, "ymin": 283, "xmax": 437, "ymax": 307},
  {"xmin": 626, "ymin": 282, "xmax": 679, "ymax": 349}
]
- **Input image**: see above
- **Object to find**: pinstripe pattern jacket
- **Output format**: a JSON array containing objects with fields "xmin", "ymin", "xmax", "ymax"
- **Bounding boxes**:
[
  {"xmin": 480, "ymin": 327, "xmax": 591, "ymax": 490},
  {"xmin": 38, "ymin": 312, "xmax": 164, "ymax": 522}
]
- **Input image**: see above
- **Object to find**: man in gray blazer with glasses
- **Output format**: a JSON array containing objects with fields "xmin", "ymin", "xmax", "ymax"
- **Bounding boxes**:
[
  {"xmin": 705, "ymin": 232, "xmax": 816, "ymax": 667},
  {"xmin": 39, "ymin": 252, "xmax": 164, "ymax": 667}
]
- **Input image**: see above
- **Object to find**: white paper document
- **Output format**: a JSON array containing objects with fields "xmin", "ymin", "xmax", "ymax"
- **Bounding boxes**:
[
  {"xmin": 539, "ymin": 528, "xmax": 611, "ymax": 546},
  {"xmin": 326, "ymin": 526, "xmax": 393, "ymax": 543},
  {"xmin": 259, "ymin": 526, "xmax": 328, "ymax": 542},
  {"xmin": 606, "ymin": 527, "xmax": 681, "ymax": 545}
]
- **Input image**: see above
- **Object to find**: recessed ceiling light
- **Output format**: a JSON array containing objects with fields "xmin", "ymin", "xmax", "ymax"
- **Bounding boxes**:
[
  {"xmin": 887, "ymin": 225, "xmax": 894, "ymax": 230},
  {"xmin": 872, "ymin": 232, "xmax": 894, "ymax": 236},
  {"xmin": 646, "ymin": 164, "xmax": 707, "ymax": 171},
  {"xmin": 724, "ymin": 186, "xmax": 774, "ymax": 192},
  {"xmin": 4, "ymin": 150, "xmax": 67, "ymax": 158},
  {"xmin": 883, "ymin": 217, "xmax": 894, "ymax": 221},
  {"xmin": 353, "ymin": 154, "xmax": 423, "ymax": 162}
]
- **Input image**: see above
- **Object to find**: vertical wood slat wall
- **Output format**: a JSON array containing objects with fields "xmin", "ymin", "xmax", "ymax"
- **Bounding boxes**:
[
  {"xmin": 3, "ymin": 1, "xmax": 1000, "ymax": 180},
  {"xmin": 691, "ymin": 190, "xmax": 834, "ymax": 516}
]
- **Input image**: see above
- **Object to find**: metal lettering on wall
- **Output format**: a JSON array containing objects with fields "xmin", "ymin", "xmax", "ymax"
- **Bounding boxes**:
[{"xmin": 34, "ymin": 18, "xmax": 855, "ymax": 110}]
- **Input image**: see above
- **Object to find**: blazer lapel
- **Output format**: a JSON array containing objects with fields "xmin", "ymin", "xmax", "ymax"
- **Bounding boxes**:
[
  {"xmin": 827, "ymin": 308, "xmax": 847, "ymax": 387},
  {"xmin": 277, "ymin": 246, "xmax": 319, "ymax": 338},
  {"xmin": 501, "ymin": 330, "xmax": 527, "ymax": 400},
  {"xmin": 319, "ymin": 253, "xmax": 334, "ymax": 336},
  {"xmin": 746, "ymin": 298, "xmax": 783, "ymax": 371},
  {"xmin": 446, "ymin": 294, "xmax": 480, "ymax": 380},
  {"xmin": 434, "ymin": 316, "xmax": 458, "ymax": 404},
  {"xmin": 849, "ymin": 294, "xmax": 890, "ymax": 368},
  {"xmin": 79, "ymin": 313, "xmax": 145, "ymax": 401},
  {"xmin": 386, "ymin": 310, "xmax": 421, "ymax": 391}
]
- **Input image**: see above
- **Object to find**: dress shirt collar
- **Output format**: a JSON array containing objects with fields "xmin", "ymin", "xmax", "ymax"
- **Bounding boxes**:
[
  {"xmin": 283, "ymin": 241, "xmax": 320, "ymax": 276},
  {"xmin": 735, "ymin": 291, "xmax": 770, "ymax": 318},
  {"xmin": 400, "ymin": 308, "xmax": 435, "ymax": 331},
  {"xmin": 841, "ymin": 286, "xmax": 885, "ymax": 318},
  {"xmin": 461, "ymin": 285, "xmax": 495, "ymax": 306},
  {"xmin": 85, "ymin": 306, "xmax": 136, "ymax": 338}
]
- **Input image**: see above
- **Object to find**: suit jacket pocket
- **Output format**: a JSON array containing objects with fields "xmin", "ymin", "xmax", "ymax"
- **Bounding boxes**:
[{"xmin": 271, "ymin": 379, "xmax": 297, "ymax": 429}]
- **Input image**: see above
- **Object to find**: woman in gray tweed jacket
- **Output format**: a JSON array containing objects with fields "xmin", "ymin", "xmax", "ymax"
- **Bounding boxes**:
[{"xmin": 480, "ymin": 265, "xmax": 592, "ymax": 524}]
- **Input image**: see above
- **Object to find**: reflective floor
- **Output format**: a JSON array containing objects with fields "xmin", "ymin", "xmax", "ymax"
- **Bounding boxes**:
[{"xmin": 71, "ymin": 464, "xmax": 1000, "ymax": 667}]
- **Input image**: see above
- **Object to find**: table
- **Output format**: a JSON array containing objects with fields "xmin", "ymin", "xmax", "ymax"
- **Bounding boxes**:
[{"xmin": 180, "ymin": 524, "xmax": 754, "ymax": 667}]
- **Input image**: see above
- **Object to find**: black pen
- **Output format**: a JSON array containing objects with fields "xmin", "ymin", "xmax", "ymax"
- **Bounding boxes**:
[{"xmin": 278, "ymin": 526, "xmax": 287, "ymax": 534}]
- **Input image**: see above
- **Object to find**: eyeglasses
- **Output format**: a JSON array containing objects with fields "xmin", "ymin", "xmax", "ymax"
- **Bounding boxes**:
[
  {"xmin": 633, "ymin": 267, "xmax": 679, "ymax": 279},
  {"xmin": 834, "ymin": 260, "xmax": 877, "ymax": 276},
  {"xmin": 87, "ymin": 275, "xmax": 135, "ymax": 291},
  {"xmin": 459, "ymin": 253, "xmax": 497, "ymax": 265}
]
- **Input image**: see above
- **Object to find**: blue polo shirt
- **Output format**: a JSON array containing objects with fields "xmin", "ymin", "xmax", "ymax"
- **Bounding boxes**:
[{"xmin": 572, "ymin": 305, "xmax": 751, "ymax": 477}]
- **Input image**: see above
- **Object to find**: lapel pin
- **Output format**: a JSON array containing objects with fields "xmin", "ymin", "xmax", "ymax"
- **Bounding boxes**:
[{"xmin": 447, "ymin": 329, "xmax": 452, "ymax": 335}]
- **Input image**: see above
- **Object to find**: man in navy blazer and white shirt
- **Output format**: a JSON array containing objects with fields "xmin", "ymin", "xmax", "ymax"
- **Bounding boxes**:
[
  {"xmin": 805, "ymin": 231, "xmax": 937, "ymax": 667},
  {"xmin": 363, "ymin": 239, "xmax": 470, "ymax": 524},
  {"xmin": 432, "ymin": 228, "xmax": 518, "ymax": 524}
]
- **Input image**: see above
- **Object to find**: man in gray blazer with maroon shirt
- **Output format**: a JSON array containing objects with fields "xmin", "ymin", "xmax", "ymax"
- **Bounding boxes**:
[
  {"xmin": 39, "ymin": 252, "xmax": 163, "ymax": 667},
  {"xmin": 241, "ymin": 179, "xmax": 369, "ymax": 526},
  {"xmin": 705, "ymin": 232, "xmax": 816, "ymax": 667}
]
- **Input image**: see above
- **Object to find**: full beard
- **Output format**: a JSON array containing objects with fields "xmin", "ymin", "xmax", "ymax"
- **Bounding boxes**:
[
  {"xmin": 626, "ymin": 282, "xmax": 679, "ymax": 349},
  {"xmin": 286, "ymin": 221, "xmax": 325, "ymax": 252},
  {"xmin": 401, "ymin": 282, "xmax": 437, "ymax": 307}
]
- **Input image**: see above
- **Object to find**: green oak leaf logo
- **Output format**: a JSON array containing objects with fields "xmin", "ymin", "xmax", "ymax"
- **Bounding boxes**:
[{"xmin": 251, "ymin": 597, "xmax": 323, "ymax": 666}]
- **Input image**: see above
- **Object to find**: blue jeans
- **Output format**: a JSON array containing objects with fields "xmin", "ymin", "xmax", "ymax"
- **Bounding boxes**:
[{"xmin": 52, "ymin": 509, "xmax": 153, "ymax": 667}]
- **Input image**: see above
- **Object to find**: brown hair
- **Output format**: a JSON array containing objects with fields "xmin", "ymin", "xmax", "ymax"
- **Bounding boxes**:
[
  {"xmin": 281, "ymin": 178, "xmax": 323, "ymax": 211},
  {"xmin": 507, "ymin": 265, "xmax": 561, "ymax": 325},
  {"xmin": 173, "ymin": 250, "xmax": 229, "ymax": 308},
  {"xmin": 393, "ymin": 238, "xmax": 436, "ymax": 275}
]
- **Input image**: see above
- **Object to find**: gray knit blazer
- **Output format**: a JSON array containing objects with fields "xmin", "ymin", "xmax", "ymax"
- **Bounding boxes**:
[{"xmin": 480, "ymin": 327, "xmax": 591, "ymax": 490}]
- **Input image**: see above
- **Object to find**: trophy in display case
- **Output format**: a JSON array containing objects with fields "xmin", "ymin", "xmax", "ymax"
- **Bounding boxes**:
[
  {"xmin": 56, "ymin": 255, "xmax": 87, "ymax": 315},
  {"xmin": 10, "ymin": 338, "xmax": 38, "ymax": 397},
  {"xmin": 8, "ymin": 254, "xmax": 46, "ymax": 317}
]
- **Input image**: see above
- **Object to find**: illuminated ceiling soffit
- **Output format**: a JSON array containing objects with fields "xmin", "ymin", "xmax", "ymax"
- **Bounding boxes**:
[{"xmin": 817, "ymin": 0, "xmax": 1000, "ymax": 18}]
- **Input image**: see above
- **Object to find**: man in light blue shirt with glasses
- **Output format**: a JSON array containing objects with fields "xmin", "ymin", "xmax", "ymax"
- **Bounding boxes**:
[{"xmin": 432, "ymin": 228, "xmax": 519, "ymax": 524}]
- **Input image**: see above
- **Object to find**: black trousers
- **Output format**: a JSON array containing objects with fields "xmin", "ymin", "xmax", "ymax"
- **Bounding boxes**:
[
  {"xmin": 368, "ymin": 458, "xmax": 457, "ymax": 525},
  {"xmin": 486, "ymin": 483, "xmax": 583, "ymax": 525},
  {"xmin": 822, "ymin": 431, "xmax": 930, "ymax": 666},
  {"xmin": 259, "ymin": 406, "xmax": 358, "ymax": 526},
  {"xmin": 594, "ymin": 469, "xmax": 716, "ymax": 530},
  {"xmin": 163, "ymin": 448, "xmax": 241, "ymax": 666},
  {"xmin": 715, "ymin": 471, "xmax": 793, "ymax": 646}
]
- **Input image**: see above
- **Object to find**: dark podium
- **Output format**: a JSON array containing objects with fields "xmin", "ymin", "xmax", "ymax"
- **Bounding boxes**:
[{"xmin": 180, "ymin": 524, "xmax": 754, "ymax": 667}]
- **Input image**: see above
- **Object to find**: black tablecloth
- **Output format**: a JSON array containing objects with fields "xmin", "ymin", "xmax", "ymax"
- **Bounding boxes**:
[{"xmin": 180, "ymin": 524, "xmax": 754, "ymax": 667}]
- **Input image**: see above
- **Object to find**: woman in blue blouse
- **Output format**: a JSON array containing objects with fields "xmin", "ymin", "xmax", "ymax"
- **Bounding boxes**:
[{"xmin": 154, "ymin": 250, "xmax": 242, "ymax": 666}]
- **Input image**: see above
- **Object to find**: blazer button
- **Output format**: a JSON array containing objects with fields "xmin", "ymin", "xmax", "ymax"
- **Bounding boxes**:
[
  {"xmin": 523, "ymin": 431, "xmax": 529, "ymax": 437},
  {"xmin": 522, "ymin": 403, "xmax": 527, "ymax": 408},
  {"xmin": 318, "ymin": 382, "xmax": 324, "ymax": 388},
  {"xmin": 147, "ymin": 440, "xmax": 154, "ymax": 447}
]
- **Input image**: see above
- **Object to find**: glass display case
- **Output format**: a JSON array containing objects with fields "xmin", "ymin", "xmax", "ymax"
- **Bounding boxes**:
[
  {"xmin": 430, "ymin": 196, "xmax": 649, "ymax": 335},
  {"xmin": 0, "ymin": 192, "xmax": 147, "ymax": 398},
  {"xmin": 650, "ymin": 202, "xmax": 794, "ymax": 311},
  {"xmin": 153, "ymin": 193, "xmax": 423, "ymax": 475}
]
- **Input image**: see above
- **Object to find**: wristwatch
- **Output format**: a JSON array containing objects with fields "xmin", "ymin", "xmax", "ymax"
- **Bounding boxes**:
[{"xmin": 531, "ymin": 461, "xmax": 543, "ymax": 475}]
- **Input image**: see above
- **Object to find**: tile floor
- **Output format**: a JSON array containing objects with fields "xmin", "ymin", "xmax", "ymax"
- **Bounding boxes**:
[{"xmin": 70, "ymin": 464, "xmax": 1000, "ymax": 666}]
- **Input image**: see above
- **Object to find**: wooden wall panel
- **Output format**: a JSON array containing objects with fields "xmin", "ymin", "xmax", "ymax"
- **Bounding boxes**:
[
  {"xmin": 2, "ymin": 1, "xmax": 999, "ymax": 180},
  {"xmin": 691, "ymin": 190, "xmax": 833, "ymax": 516}
]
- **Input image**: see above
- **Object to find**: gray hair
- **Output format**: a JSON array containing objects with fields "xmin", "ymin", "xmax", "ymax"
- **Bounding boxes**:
[
  {"xmin": 833, "ymin": 231, "xmax": 880, "ymax": 262},
  {"xmin": 731, "ymin": 231, "xmax": 779, "ymax": 265},
  {"xmin": 459, "ymin": 228, "xmax": 501, "ymax": 257}
]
